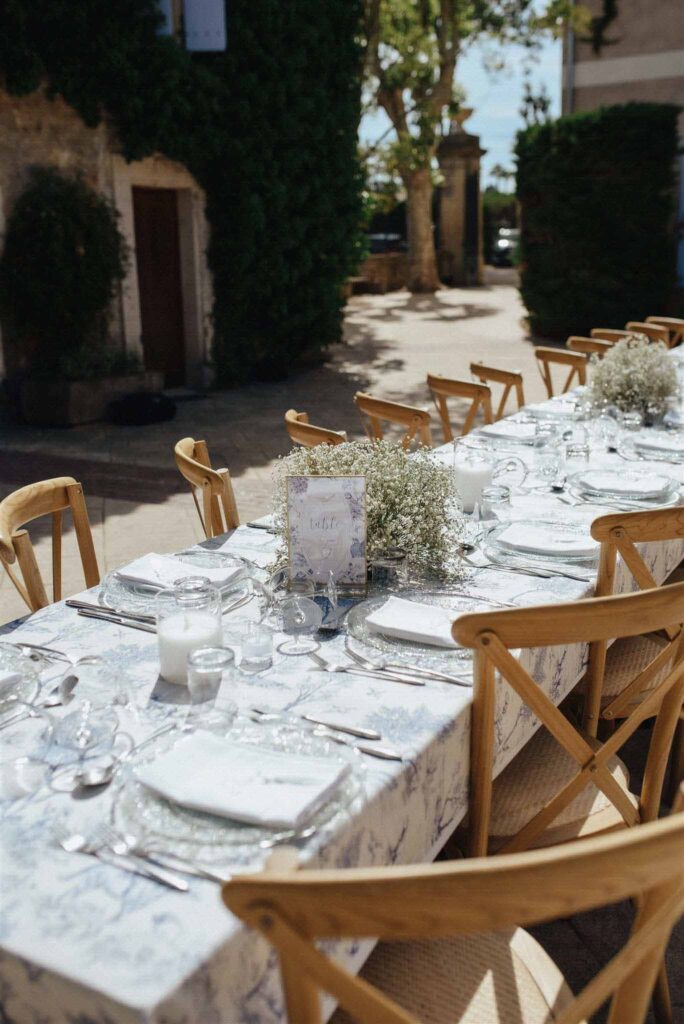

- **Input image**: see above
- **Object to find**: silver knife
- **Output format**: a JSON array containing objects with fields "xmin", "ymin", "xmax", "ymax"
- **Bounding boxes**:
[
  {"xmin": 77, "ymin": 608, "xmax": 156, "ymax": 633},
  {"xmin": 300, "ymin": 714, "xmax": 381, "ymax": 740},
  {"xmin": 67, "ymin": 599, "xmax": 155, "ymax": 624},
  {"xmin": 356, "ymin": 743, "xmax": 403, "ymax": 761}
]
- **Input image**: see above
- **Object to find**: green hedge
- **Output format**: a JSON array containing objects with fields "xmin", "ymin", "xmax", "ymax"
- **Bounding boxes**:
[
  {"xmin": 515, "ymin": 103, "xmax": 680, "ymax": 339},
  {"xmin": 0, "ymin": 1, "xmax": 364, "ymax": 384}
]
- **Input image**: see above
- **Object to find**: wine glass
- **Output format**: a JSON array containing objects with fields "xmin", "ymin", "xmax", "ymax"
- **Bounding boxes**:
[{"xmin": 277, "ymin": 595, "xmax": 323, "ymax": 655}]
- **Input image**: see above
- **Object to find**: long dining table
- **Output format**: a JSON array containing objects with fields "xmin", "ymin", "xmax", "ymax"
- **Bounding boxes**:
[{"xmin": 1, "ymin": 372, "xmax": 683, "ymax": 1024}]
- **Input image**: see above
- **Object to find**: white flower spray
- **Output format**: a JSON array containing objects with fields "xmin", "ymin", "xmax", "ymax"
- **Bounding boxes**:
[{"xmin": 589, "ymin": 334, "xmax": 678, "ymax": 417}]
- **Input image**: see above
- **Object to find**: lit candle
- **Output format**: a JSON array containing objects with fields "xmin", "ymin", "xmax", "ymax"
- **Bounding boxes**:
[
  {"xmin": 453, "ymin": 461, "xmax": 493, "ymax": 513},
  {"xmin": 157, "ymin": 611, "xmax": 222, "ymax": 686}
]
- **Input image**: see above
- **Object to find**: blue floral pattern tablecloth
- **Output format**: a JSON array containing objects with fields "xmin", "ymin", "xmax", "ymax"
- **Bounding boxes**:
[{"xmin": 0, "ymin": 442, "xmax": 682, "ymax": 1023}]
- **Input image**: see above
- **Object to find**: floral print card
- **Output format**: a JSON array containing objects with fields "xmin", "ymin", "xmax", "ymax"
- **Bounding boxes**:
[{"xmin": 286, "ymin": 475, "xmax": 367, "ymax": 589}]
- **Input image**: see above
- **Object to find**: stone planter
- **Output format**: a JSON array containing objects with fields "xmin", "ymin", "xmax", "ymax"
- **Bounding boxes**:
[{"xmin": 19, "ymin": 371, "xmax": 165, "ymax": 427}]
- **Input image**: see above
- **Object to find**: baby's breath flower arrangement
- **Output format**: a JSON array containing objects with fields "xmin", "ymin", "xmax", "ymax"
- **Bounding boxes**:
[
  {"xmin": 589, "ymin": 334, "xmax": 678, "ymax": 418},
  {"xmin": 273, "ymin": 440, "xmax": 465, "ymax": 577}
]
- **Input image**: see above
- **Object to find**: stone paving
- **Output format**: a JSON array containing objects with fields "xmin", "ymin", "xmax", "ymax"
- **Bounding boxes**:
[{"xmin": 0, "ymin": 267, "xmax": 681, "ymax": 1019}]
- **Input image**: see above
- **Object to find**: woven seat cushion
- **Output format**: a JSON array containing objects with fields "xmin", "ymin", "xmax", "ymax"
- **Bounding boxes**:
[
  {"xmin": 330, "ymin": 928, "xmax": 574, "ymax": 1024},
  {"xmin": 602, "ymin": 633, "xmax": 672, "ymax": 700},
  {"xmin": 490, "ymin": 728, "xmax": 632, "ymax": 839}
]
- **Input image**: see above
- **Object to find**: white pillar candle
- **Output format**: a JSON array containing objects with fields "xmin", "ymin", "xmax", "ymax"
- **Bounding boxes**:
[
  {"xmin": 453, "ymin": 462, "xmax": 493, "ymax": 513},
  {"xmin": 157, "ymin": 611, "xmax": 222, "ymax": 686}
]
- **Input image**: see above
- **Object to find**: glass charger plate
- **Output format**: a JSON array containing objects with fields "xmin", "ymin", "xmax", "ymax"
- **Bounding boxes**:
[
  {"xmin": 346, "ymin": 590, "xmax": 502, "ymax": 670},
  {"xmin": 484, "ymin": 519, "xmax": 598, "ymax": 566},
  {"xmin": 100, "ymin": 551, "xmax": 252, "ymax": 617},
  {"xmin": 567, "ymin": 470, "xmax": 677, "ymax": 503},
  {"xmin": 111, "ymin": 717, "xmax": 364, "ymax": 865}
]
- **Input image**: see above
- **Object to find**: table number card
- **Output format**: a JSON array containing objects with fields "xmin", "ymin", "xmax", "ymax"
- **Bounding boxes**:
[{"xmin": 286, "ymin": 475, "xmax": 366, "ymax": 590}]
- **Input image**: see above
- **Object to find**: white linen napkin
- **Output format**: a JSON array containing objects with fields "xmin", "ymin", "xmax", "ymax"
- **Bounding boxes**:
[
  {"xmin": 366, "ymin": 596, "xmax": 458, "ymax": 648},
  {"xmin": 524, "ymin": 400, "xmax": 576, "ymax": 419},
  {"xmin": 478, "ymin": 422, "xmax": 536, "ymax": 442},
  {"xmin": 0, "ymin": 672, "xmax": 21, "ymax": 702},
  {"xmin": 576, "ymin": 470, "xmax": 672, "ymax": 499},
  {"xmin": 135, "ymin": 732, "xmax": 351, "ymax": 830},
  {"xmin": 117, "ymin": 553, "xmax": 243, "ymax": 590},
  {"xmin": 496, "ymin": 524, "xmax": 598, "ymax": 559},
  {"xmin": 633, "ymin": 432, "xmax": 684, "ymax": 457}
]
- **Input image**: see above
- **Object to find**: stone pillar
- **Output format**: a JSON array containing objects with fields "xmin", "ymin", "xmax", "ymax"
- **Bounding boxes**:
[{"xmin": 437, "ymin": 111, "xmax": 486, "ymax": 286}]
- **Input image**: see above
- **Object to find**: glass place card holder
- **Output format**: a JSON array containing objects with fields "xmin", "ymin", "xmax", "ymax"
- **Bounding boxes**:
[{"xmin": 286, "ymin": 475, "xmax": 367, "ymax": 598}]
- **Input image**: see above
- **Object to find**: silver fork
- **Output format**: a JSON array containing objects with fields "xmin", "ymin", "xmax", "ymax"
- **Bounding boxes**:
[
  {"xmin": 343, "ymin": 645, "xmax": 471, "ymax": 687},
  {"xmin": 95, "ymin": 826, "xmax": 189, "ymax": 891},
  {"xmin": 56, "ymin": 829, "xmax": 178, "ymax": 886},
  {"xmin": 307, "ymin": 649, "xmax": 425, "ymax": 687}
]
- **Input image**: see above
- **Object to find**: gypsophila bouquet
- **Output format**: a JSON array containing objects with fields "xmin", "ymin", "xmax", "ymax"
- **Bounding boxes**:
[
  {"xmin": 589, "ymin": 334, "xmax": 678, "ymax": 418},
  {"xmin": 273, "ymin": 440, "xmax": 465, "ymax": 577}
]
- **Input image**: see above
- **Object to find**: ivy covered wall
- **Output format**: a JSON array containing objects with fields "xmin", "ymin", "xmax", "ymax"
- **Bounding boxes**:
[{"xmin": 0, "ymin": 1, "xmax": 364, "ymax": 384}]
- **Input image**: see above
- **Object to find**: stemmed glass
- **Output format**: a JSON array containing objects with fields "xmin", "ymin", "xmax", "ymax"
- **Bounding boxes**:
[
  {"xmin": 49, "ymin": 657, "xmax": 132, "ymax": 792},
  {"xmin": 277, "ymin": 595, "xmax": 323, "ymax": 655}
]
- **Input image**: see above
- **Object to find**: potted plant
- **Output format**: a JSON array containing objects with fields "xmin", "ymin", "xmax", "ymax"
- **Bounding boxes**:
[{"xmin": 0, "ymin": 167, "xmax": 163, "ymax": 426}]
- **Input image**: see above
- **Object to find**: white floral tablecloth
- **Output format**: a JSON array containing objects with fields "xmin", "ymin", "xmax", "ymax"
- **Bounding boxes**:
[{"xmin": 0, "ymin": 420, "xmax": 682, "ymax": 1023}]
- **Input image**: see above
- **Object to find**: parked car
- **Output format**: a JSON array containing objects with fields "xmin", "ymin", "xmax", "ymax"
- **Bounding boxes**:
[{"xmin": 490, "ymin": 227, "xmax": 520, "ymax": 267}]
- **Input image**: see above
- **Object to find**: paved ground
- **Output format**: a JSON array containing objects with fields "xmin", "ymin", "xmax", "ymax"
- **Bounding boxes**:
[
  {"xmin": 0, "ymin": 268, "xmax": 549, "ymax": 623},
  {"xmin": 0, "ymin": 266, "xmax": 681, "ymax": 1018}
]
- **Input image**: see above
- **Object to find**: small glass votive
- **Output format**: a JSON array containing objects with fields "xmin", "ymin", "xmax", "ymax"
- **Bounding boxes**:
[
  {"xmin": 239, "ymin": 622, "xmax": 274, "ymax": 674},
  {"xmin": 187, "ymin": 646, "xmax": 235, "ymax": 709},
  {"xmin": 370, "ymin": 547, "xmax": 408, "ymax": 589},
  {"xmin": 565, "ymin": 441, "xmax": 590, "ymax": 471},
  {"xmin": 480, "ymin": 485, "xmax": 512, "ymax": 521},
  {"xmin": 619, "ymin": 410, "xmax": 643, "ymax": 432}
]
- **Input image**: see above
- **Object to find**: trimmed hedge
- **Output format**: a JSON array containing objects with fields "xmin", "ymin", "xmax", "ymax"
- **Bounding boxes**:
[
  {"xmin": 515, "ymin": 103, "xmax": 680, "ymax": 339},
  {"xmin": 0, "ymin": 1, "xmax": 364, "ymax": 384}
]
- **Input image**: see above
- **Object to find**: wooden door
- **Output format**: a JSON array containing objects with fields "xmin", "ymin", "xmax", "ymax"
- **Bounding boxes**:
[{"xmin": 132, "ymin": 187, "xmax": 186, "ymax": 386}]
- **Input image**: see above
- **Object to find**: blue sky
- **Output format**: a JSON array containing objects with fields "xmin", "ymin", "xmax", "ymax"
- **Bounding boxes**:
[{"xmin": 359, "ymin": 35, "xmax": 562, "ymax": 187}]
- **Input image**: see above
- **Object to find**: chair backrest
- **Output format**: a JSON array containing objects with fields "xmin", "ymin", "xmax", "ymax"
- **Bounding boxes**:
[
  {"xmin": 426, "ymin": 374, "xmax": 493, "ymax": 441},
  {"xmin": 625, "ymin": 321, "xmax": 669, "ymax": 346},
  {"xmin": 452, "ymin": 583, "xmax": 684, "ymax": 858},
  {"xmin": 223, "ymin": 808, "xmax": 684, "ymax": 1024},
  {"xmin": 582, "ymin": 507, "xmax": 684, "ymax": 733},
  {"xmin": 0, "ymin": 477, "xmax": 99, "ymax": 612},
  {"xmin": 469, "ymin": 363, "xmax": 525, "ymax": 420},
  {"xmin": 591, "ymin": 328, "xmax": 631, "ymax": 343},
  {"xmin": 534, "ymin": 347, "xmax": 587, "ymax": 398},
  {"xmin": 284, "ymin": 409, "xmax": 347, "ymax": 448},
  {"xmin": 566, "ymin": 335, "xmax": 613, "ymax": 357},
  {"xmin": 646, "ymin": 316, "xmax": 684, "ymax": 347},
  {"xmin": 174, "ymin": 437, "xmax": 239, "ymax": 539},
  {"xmin": 354, "ymin": 392, "xmax": 432, "ymax": 449}
]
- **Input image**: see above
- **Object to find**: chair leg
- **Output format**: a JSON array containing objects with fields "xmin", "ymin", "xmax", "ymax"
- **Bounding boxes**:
[
  {"xmin": 664, "ymin": 715, "xmax": 684, "ymax": 807},
  {"xmin": 652, "ymin": 964, "xmax": 673, "ymax": 1024}
]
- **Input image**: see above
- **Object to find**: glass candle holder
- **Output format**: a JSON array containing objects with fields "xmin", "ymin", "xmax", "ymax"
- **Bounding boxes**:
[
  {"xmin": 156, "ymin": 577, "xmax": 222, "ymax": 686},
  {"xmin": 239, "ymin": 622, "xmax": 274, "ymax": 673},
  {"xmin": 370, "ymin": 547, "xmax": 409, "ymax": 589}
]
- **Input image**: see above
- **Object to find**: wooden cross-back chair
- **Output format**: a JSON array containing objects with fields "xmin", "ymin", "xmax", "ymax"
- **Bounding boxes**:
[
  {"xmin": 354, "ymin": 392, "xmax": 432, "ymax": 449},
  {"xmin": 284, "ymin": 409, "xmax": 347, "ymax": 448},
  {"xmin": 0, "ymin": 477, "xmax": 99, "ymax": 613},
  {"xmin": 451, "ymin": 583, "xmax": 684, "ymax": 859},
  {"xmin": 174, "ymin": 437, "xmax": 239, "ymax": 540},
  {"xmin": 469, "ymin": 363, "xmax": 525, "ymax": 420},
  {"xmin": 583, "ymin": 507, "xmax": 684, "ymax": 736},
  {"xmin": 224, "ymin": 805, "xmax": 684, "ymax": 1024},
  {"xmin": 566, "ymin": 335, "xmax": 613, "ymax": 358},
  {"xmin": 646, "ymin": 316, "xmax": 684, "ymax": 348},
  {"xmin": 426, "ymin": 373, "xmax": 493, "ymax": 441},
  {"xmin": 624, "ymin": 322, "xmax": 670, "ymax": 346},
  {"xmin": 534, "ymin": 347, "xmax": 587, "ymax": 398},
  {"xmin": 591, "ymin": 328, "xmax": 631, "ymax": 344}
]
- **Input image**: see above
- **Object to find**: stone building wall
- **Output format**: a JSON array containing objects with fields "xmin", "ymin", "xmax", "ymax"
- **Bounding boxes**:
[{"xmin": 0, "ymin": 86, "xmax": 214, "ymax": 386}]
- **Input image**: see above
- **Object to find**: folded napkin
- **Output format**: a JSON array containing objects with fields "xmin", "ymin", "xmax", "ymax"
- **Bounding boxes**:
[
  {"xmin": 478, "ymin": 422, "xmax": 536, "ymax": 443},
  {"xmin": 117, "ymin": 553, "xmax": 243, "ymax": 590},
  {"xmin": 366, "ymin": 596, "xmax": 457, "ymax": 649},
  {"xmin": 633, "ymin": 432, "xmax": 684, "ymax": 457},
  {"xmin": 576, "ymin": 470, "xmax": 672, "ymax": 499},
  {"xmin": 135, "ymin": 732, "xmax": 350, "ymax": 830},
  {"xmin": 496, "ymin": 523, "xmax": 598, "ymax": 559},
  {"xmin": 524, "ymin": 401, "xmax": 575, "ymax": 419}
]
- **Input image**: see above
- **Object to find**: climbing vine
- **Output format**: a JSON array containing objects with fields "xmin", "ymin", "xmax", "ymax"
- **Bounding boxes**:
[{"xmin": 0, "ymin": 1, "xmax": 364, "ymax": 384}]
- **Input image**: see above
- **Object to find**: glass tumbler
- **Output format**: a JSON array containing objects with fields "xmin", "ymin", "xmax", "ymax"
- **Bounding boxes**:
[
  {"xmin": 480, "ymin": 485, "xmax": 512, "ymax": 522},
  {"xmin": 370, "ymin": 547, "xmax": 409, "ymax": 589},
  {"xmin": 239, "ymin": 623, "xmax": 274, "ymax": 673},
  {"xmin": 156, "ymin": 577, "xmax": 222, "ymax": 686},
  {"xmin": 184, "ymin": 647, "xmax": 237, "ymax": 730}
]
